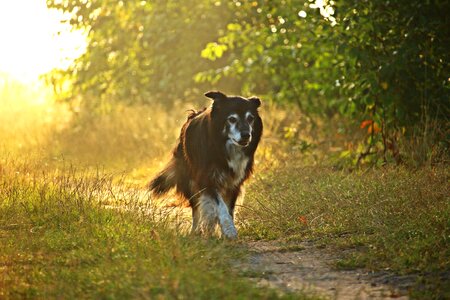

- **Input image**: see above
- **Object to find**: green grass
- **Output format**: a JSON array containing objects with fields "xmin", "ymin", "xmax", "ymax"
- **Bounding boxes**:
[
  {"xmin": 239, "ymin": 162, "xmax": 450, "ymax": 298},
  {"xmin": 0, "ymin": 160, "xmax": 308, "ymax": 299}
]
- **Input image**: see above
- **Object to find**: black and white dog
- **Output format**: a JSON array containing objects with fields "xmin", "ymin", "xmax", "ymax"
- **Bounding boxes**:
[{"xmin": 149, "ymin": 91, "xmax": 263, "ymax": 239}]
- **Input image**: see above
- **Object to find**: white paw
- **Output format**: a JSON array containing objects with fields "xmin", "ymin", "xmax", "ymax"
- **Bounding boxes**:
[{"xmin": 221, "ymin": 220, "xmax": 238, "ymax": 239}]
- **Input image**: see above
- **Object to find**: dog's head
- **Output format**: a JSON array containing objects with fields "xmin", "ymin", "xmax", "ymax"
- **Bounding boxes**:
[{"xmin": 205, "ymin": 91, "xmax": 262, "ymax": 147}]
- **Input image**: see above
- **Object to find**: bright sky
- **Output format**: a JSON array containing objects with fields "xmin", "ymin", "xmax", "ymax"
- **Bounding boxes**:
[{"xmin": 0, "ymin": 0, "xmax": 86, "ymax": 82}]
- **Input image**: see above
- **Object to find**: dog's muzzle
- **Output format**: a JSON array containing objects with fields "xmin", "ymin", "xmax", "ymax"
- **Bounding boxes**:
[{"xmin": 237, "ymin": 132, "xmax": 251, "ymax": 146}]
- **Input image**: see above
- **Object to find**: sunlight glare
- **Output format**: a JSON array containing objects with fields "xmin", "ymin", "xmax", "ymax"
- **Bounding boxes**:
[{"xmin": 0, "ymin": 0, "xmax": 86, "ymax": 83}]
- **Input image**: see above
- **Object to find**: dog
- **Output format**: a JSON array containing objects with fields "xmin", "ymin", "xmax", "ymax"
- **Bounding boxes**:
[{"xmin": 149, "ymin": 91, "xmax": 263, "ymax": 239}]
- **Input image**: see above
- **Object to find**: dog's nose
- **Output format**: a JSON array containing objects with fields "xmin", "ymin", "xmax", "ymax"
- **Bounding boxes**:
[{"xmin": 241, "ymin": 132, "xmax": 251, "ymax": 141}]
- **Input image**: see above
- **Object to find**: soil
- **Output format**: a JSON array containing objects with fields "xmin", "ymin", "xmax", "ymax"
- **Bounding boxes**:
[{"xmin": 236, "ymin": 240, "xmax": 416, "ymax": 299}]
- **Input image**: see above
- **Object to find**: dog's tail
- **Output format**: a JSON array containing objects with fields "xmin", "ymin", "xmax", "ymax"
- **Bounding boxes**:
[{"xmin": 148, "ymin": 159, "xmax": 177, "ymax": 196}]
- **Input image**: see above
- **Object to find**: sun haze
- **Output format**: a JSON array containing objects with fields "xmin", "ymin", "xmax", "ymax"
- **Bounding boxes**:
[{"xmin": 0, "ymin": 0, "xmax": 86, "ymax": 83}]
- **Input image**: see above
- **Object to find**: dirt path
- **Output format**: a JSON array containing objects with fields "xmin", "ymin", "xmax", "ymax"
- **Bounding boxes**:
[
  {"xmin": 236, "ymin": 240, "xmax": 415, "ymax": 299},
  {"xmin": 104, "ymin": 190, "xmax": 415, "ymax": 299}
]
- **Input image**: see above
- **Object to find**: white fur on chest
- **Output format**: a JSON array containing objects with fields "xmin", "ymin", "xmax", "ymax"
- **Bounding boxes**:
[{"xmin": 226, "ymin": 141, "xmax": 249, "ymax": 185}]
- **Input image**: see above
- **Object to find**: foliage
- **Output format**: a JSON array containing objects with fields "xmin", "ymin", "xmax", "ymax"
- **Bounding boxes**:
[
  {"xmin": 46, "ymin": 0, "xmax": 449, "ymax": 165},
  {"xmin": 45, "ymin": 0, "xmax": 230, "ymax": 105},
  {"xmin": 198, "ymin": 0, "xmax": 449, "ymax": 164},
  {"xmin": 203, "ymin": 0, "xmax": 450, "ymax": 121}
]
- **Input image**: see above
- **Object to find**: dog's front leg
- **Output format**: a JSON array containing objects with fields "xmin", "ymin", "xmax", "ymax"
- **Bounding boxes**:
[
  {"xmin": 194, "ymin": 193, "xmax": 218, "ymax": 236},
  {"xmin": 216, "ymin": 194, "xmax": 238, "ymax": 240},
  {"xmin": 195, "ymin": 191, "xmax": 238, "ymax": 239}
]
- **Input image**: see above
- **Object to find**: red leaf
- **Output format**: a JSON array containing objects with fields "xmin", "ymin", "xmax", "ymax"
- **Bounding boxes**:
[
  {"xmin": 298, "ymin": 216, "xmax": 307, "ymax": 225},
  {"xmin": 360, "ymin": 120, "xmax": 373, "ymax": 129}
]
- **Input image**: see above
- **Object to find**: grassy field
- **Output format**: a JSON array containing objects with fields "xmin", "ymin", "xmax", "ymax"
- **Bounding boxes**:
[
  {"xmin": 1, "ymin": 159, "xmax": 303, "ymax": 299},
  {"xmin": 0, "ymin": 79, "xmax": 448, "ymax": 299}
]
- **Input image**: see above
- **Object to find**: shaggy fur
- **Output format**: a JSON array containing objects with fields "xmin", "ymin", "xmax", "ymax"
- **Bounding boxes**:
[{"xmin": 149, "ymin": 91, "xmax": 263, "ymax": 239}]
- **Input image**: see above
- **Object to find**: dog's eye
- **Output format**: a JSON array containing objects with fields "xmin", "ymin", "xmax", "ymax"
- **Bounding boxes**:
[
  {"xmin": 247, "ymin": 115, "xmax": 254, "ymax": 123},
  {"xmin": 228, "ymin": 116, "xmax": 238, "ymax": 124}
]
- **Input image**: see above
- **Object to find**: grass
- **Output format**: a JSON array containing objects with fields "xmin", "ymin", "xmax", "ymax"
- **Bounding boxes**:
[
  {"xmin": 239, "ymin": 162, "xmax": 450, "ymax": 298},
  {"xmin": 0, "ymin": 159, "xmax": 306, "ymax": 299}
]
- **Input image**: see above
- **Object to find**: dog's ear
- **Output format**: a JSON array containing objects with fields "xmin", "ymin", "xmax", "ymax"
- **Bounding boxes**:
[
  {"xmin": 204, "ymin": 91, "xmax": 227, "ymax": 101},
  {"xmin": 248, "ymin": 97, "xmax": 261, "ymax": 108}
]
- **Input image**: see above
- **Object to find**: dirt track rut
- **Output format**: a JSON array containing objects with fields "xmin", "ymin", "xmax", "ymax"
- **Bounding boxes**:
[{"xmin": 237, "ymin": 240, "xmax": 414, "ymax": 299}]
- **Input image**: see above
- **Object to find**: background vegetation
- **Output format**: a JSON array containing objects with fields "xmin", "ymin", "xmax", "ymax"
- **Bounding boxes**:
[{"xmin": 46, "ymin": 0, "xmax": 449, "ymax": 165}]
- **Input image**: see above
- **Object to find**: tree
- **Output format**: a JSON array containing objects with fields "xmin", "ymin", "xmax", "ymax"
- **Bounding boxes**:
[
  {"xmin": 198, "ymin": 0, "xmax": 449, "ymax": 121},
  {"xmin": 46, "ymin": 0, "xmax": 231, "ymax": 105}
]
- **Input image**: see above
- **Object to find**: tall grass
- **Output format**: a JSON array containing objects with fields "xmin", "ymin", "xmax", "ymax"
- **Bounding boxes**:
[
  {"xmin": 1, "ymin": 158, "xmax": 303, "ymax": 299},
  {"xmin": 400, "ymin": 116, "xmax": 449, "ymax": 167},
  {"xmin": 0, "ymin": 77, "xmax": 70, "ymax": 157}
]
